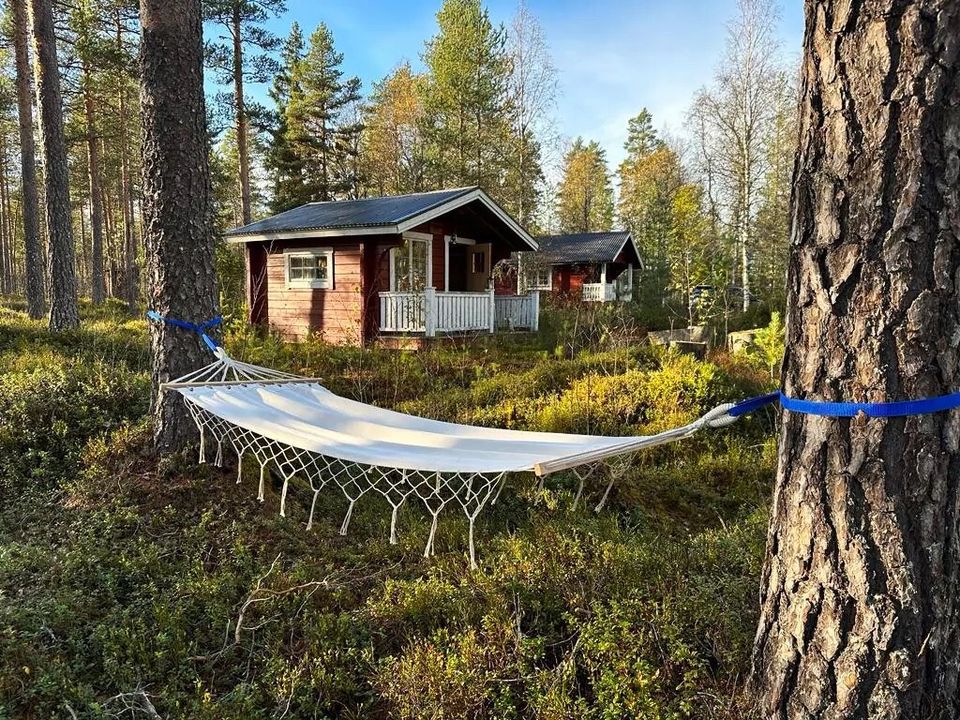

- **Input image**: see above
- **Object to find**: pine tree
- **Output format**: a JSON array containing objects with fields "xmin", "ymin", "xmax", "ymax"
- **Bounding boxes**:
[
  {"xmin": 204, "ymin": 0, "xmax": 285, "ymax": 225},
  {"xmin": 265, "ymin": 22, "xmax": 306, "ymax": 212},
  {"xmin": 141, "ymin": 0, "xmax": 218, "ymax": 454},
  {"xmin": 31, "ymin": 0, "xmax": 79, "ymax": 330},
  {"xmin": 11, "ymin": 0, "xmax": 44, "ymax": 317},
  {"xmin": 268, "ymin": 22, "xmax": 361, "ymax": 207},
  {"xmin": 555, "ymin": 138, "xmax": 614, "ymax": 233},
  {"xmin": 421, "ymin": 0, "xmax": 511, "ymax": 193}
]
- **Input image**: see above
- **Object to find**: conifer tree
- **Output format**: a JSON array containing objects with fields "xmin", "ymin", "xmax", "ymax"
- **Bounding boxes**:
[
  {"xmin": 265, "ymin": 22, "xmax": 306, "ymax": 212},
  {"xmin": 204, "ymin": 0, "xmax": 285, "ymax": 225},
  {"xmin": 422, "ymin": 0, "xmax": 511, "ymax": 192}
]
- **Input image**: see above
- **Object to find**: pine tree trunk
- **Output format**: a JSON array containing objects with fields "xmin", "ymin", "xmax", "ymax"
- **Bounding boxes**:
[
  {"xmin": 117, "ymin": 11, "xmax": 138, "ymax": 310},
  {"xmin": 232, "ymin": 3, "xmax": 252, "ymax": 226},
  {"xmin": 83, "ymin": 61, "xmax": 106, "ymax": 305},
  {"xmin": 752, "ymin": 1, "xmax": 960, "ymax": 717},
  {"xmin": 140, "ymin": 0, "xmax": 218, "ymax": 455},
  {"xmin": 15, "ymin": 0, "xmax": 45, "ymax": 318},
  {"xmin": 31, "ymin": 0, "xmax": 79, "ymax": 330}
]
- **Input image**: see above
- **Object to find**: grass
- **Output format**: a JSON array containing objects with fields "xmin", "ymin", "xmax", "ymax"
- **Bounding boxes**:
[{"xmin": 0, "ymin": 299, "xmax": 777, "ymax": 719}]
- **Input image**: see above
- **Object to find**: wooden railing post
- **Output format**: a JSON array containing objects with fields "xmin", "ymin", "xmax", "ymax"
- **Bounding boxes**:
[
  {"xmin": 424, "ymin": 287, "xmax": 436, "ymax": 337},
  {"xmin": 488, "ymin": 287, "xmax": 495, "ymax": 334},
  {"xmin": 531, "ymin": 290, "xmax": 540, "ymax": 331}
]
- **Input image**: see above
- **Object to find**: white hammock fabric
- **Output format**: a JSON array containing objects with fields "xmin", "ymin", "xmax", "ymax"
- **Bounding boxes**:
[{"xmin": 165, "ymin": 350, "xmax": 741, "ymax": 567}]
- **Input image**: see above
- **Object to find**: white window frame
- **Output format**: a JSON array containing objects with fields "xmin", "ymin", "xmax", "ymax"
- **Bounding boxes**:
[
  {"xmin": 389, "ymin": 232, "xmax": 433, "ymax": 292},
  {"xmin": 519, "ymin": 256, "xmax": 552, "ymax": 292},
  {"xmin": 284, "ymin": 247, "xmax": 334, "ymax": 290}
]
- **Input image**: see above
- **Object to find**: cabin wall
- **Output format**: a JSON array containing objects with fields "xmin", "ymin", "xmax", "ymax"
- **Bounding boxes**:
[{"xmin": 255, "ymin": 238, "xmax": 366, "ymax": 344}]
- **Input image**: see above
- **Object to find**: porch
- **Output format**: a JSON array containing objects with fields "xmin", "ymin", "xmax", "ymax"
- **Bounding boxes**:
[
  {"xmin": 582, "ymin": 265, "xmax": 634, "ymax": 302},
  {"xmin": 379, "ymin": 288, "xmax": 540, "ymax": 336}
]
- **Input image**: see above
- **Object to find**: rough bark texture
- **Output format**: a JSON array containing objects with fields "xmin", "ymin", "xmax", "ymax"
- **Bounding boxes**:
[
  {"xmin": 141, "ymin": 0, "xmax": 218, "ymax": 454},
  {"xmin": 83, "ymin": 60, "xmax": 106, "ymax": 305},
  {"xmin": 232, "ymin": 3, "xmax": 252, "ymax": 226},
  {"xmin": 31, "ymin": 0, "xmax": 78, "ymax": 330},
  {"xmin": 752, "ymin": 1, "xmax": 960, "ymax": 718},
  {"xmin": 13, "ymin": 0, "xmax": 44, "ymax": 318}
]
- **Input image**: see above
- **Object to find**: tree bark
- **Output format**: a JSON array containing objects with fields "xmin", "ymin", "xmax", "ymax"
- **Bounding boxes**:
[
  {"xmin": 117, "ymin": 11, "xmax": 138, "ymax": 310},
  {"xmin": 83, "ymin": 60, "xmax": 106, "ymax": 305},
  {"xmin": 31, "ymin": 0, "xmax": 79, "ymax": 330},
  {"xmin": 232, "ymin": 2, "xmax": 252, "ymax": 226},
  {"xmin": 141, "ymin": 0, "xmax": 218, "ymax": 454},
  {"xmin": 752, "ymin": 1, "xmax": 960, "ymax": 718},
  {"xmin": 14, "ymin": 0, "xmax": 45, "ymax": 318}
]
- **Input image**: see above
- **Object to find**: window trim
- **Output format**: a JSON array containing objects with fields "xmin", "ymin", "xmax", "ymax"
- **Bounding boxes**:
[
  {"xmin": 283, "ymin": 247, "xmax": 334, "ymax": 290},
  {"xmin": 520, "ymin": 262, "xmax": 552, "ymax": 292}
]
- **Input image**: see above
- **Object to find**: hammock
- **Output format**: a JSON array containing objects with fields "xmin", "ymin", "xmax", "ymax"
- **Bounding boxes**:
[{"xmin": 162, "ymin": 346, "xmax": 744, "ymax": 568}]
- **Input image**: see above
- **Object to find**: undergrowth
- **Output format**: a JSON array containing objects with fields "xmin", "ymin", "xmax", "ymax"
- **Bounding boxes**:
[{"xmin": 0, "ymin": 300, "xmax": 779, "ymax": 719}]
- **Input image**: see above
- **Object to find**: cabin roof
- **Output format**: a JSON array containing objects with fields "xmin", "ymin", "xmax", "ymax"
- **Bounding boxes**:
[
  {"xmin": 224, "ymin": 187, "xmax": 537, "ymax": 250},
  {"xmin": 535, "ymin": 231, "xmax": 641, "ymax": 265}
]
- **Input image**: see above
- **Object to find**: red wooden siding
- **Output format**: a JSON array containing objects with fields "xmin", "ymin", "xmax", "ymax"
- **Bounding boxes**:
[{"xmin": 264, "ymin": 240, "xmax": 363, "ymax": 344}]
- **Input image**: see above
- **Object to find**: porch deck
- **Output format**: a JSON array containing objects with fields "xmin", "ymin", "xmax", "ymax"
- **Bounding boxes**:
[{"xmin": 379, "ymin": 289, "xmax": 540, "ymax": 336}]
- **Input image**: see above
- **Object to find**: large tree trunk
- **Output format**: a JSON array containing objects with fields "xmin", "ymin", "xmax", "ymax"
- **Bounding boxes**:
[
  {"xmin": 31, "ymin": 0, "xmax": 78, "ymax": 330},
  {"xmin": 232, "ymin": 2, "xmax": 252, "ymax": 226},
  {"xmin": 83, "ymin": 60, "xmax": 106, "ymax": 305},
  {"xmin": 752, "ymin": 1, "xmax": 960, "ymax": 718},
  {"xmin": 141, "ymin": 0, "xmax": 218, "ymax": 454},
  {"xmin": 13, "ymin": 0, "xmax": 44, "ymax": 318}
]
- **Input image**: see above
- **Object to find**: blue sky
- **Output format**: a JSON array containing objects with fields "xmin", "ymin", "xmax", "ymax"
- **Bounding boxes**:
[{"xmin": 236, "ymin": 0, "xmax": 804, "ymax": 173}]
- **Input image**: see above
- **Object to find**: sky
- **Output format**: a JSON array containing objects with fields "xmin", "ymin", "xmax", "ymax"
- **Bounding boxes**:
[{"xmin": 232, "ymin": 0, "xmax": 805, "ymax": 175}]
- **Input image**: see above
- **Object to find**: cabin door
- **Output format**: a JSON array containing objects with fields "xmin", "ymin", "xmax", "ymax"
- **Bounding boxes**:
[{"xmin": 467, "ymin": 243, "xmax": 491, "ymax": 292}]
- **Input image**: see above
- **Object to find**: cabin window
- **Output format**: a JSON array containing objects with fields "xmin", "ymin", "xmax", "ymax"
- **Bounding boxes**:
[
  {"xmin": 284, "ymin": 248, "xmax": 333, "ymax": 289},
  {"xmin": 522, "ymin": 266, "xmax": 551, "ymax": 291},
  {"xmin": 390, "ymin": 234, "xmax": 431, "ymax": 291}
]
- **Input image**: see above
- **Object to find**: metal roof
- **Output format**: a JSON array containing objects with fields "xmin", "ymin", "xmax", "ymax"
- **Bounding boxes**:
[
  {"xmin": 225, "ymin": 188, "xmax": 476, "ymax": 236},
  {"xmin": 535, "ymin": 231, "xmax": 638, "ymax": 264}
]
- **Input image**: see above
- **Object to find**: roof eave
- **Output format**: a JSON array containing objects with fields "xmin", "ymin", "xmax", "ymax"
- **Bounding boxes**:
[{"xmin": 224, "ymin": 225, "xmax": 398, "ymax": 243}]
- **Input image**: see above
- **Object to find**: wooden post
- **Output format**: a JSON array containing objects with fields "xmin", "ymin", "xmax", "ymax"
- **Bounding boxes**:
[
  {"xmin": 531, "ymin": 290, "xmax": 540, "ymax": 332},
  {"xmin": 488, "ymin": 287, "xmax": 495, "ymax": 334},
  {"xmin": 424, "ymin": 286, "xmax": 436, "ymax": 337}
]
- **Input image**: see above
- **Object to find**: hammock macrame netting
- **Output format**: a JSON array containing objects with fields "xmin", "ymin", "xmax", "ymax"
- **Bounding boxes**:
[{"xmin": 165, "ymin": 349, "xmax": 741, "ymax": 568}]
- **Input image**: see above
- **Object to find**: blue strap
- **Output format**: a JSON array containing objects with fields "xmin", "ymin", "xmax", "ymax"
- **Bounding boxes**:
[
  {"xmin": 728, "ymin": 389, "xmax": 960, "ymax": 419},
  {"xmin": 146, "ymin": 310, "xmax": 221, "ymax": 352},
  {"xmin": 728, "ymin": 391, "xmax": 780, "ymax": 417}
]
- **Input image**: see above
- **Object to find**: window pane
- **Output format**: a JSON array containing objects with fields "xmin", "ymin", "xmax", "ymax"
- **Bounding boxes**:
[
  {"xmin": 472, "ymin": 251, "xmax": 485, "ymax": 274},
  {"xmin": 315, "ymin": 255, "xmax": 328, "ymax": 280},
  {"xmin": 411, "ymin": 240, "xmax": 428, "ymax": 291}
]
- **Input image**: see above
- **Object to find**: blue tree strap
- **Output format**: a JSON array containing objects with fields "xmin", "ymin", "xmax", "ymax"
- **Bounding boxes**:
[
  {"xmin": 728, "ymin": 391, "xmax": 780, "ymax": 417},
  {"xmin": 146, "ymin": 310, "xmax": 222, "ymax": 352},
  {"xmin": 728, "ymin": 389, "xmax": 960, "ymax": 418}
]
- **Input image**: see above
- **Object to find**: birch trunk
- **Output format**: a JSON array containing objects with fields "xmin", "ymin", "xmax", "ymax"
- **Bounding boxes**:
[{"xmin": 752, "ymin": 1, "xmax": 960, "ymax": 717}]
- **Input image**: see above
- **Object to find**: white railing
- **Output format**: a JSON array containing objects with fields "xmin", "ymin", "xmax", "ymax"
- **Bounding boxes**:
[
  {"xmin": 379, "ymin": 292, "xmax": 425, "ymax": 332},
  {"xmin": 495, "ymin": 293, "xmax": 539, "ymax": 330},
  {"xmin": 436, "ymin": 291, "xmax": 493, "ymax": 332},
  {"xmin": 582, "ymin": 283, "xmax": 616, "ymax": 302},
  {"xmin": 379, "ymin": 289, "xmax": 539, "ymax": 336}
]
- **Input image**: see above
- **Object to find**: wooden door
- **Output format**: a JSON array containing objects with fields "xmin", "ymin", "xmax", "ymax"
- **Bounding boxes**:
[{"xmin": 467, "ymin": 243, "xmax": 491, "ymax": 292}]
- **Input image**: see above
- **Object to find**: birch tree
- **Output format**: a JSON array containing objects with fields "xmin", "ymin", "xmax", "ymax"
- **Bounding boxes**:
[{"xmin": 693, "ymin": 0, "xmax": 782, "ymax": 311}]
